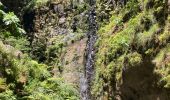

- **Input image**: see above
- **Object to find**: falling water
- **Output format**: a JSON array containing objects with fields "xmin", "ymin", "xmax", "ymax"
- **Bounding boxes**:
[{"xmin": 80, "ymin": 0, "xmax": 97, "ymax": 99}]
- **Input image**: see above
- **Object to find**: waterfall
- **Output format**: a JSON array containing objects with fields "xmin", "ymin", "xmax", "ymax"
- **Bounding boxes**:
[{"xmin": 80, "ymin": 0, "xmax": 97, "ymax": 99}]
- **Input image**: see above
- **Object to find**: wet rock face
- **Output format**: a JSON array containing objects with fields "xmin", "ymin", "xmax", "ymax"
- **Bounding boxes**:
[
  {"xmin": 57, "ymin": 28, "xmax": 68, "ymax": 35},
  {"xmin": 24, "ymin": 5, "xmax": 68, "ymax": 40},
  {"xmin": 21, "ymin": 0, "xmax": 89, "ymax": 62},
  {"xmin": 59, "ymin": 17, "xmax": 66, "ymax": 25},
  {"xmin": 51, "ymin": 3, "xmax": 64, "ymax": 15},
  {"xmin": 80, "ymin": 1, "xmax": 98, "ymax": 100}
]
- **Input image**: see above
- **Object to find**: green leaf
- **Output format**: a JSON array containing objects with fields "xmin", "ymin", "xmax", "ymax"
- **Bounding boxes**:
[{"xmin": 3, "ymin": 12, "xmax": 19, "ymax": 25}]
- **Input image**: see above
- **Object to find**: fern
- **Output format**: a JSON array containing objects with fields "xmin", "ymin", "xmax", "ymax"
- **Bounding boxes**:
[{"xmin": 3, "ymin": 12, "xmax": 19, "ymax": 26}]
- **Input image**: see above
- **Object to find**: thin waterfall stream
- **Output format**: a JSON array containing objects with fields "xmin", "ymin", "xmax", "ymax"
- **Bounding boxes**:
[{"xmin": 80, "ymin": 0, "xmax": 97, "ymax": 99}]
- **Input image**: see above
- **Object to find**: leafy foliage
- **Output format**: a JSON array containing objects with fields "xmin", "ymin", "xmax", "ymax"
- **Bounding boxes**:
[
  {"xmin": 0, "ymin": 2, "xmax": 80, "ymax": 99},
  {"xmin": 24, "ymin": 78, "xmax": 79, "ymax": 100},
  {"xmin": 3, "ymin": 12, "xmax": 19, "ymax": 25}
]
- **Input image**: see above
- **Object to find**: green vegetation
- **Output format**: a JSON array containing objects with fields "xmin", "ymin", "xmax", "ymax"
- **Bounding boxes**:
[
  {"xmin": 0, "ymin": 0, "xmax": 170, "ymax": 99},
  {"xmin": 24, "ymin": 0, "xmax": 50, "ymax": 11},
  {"xmin": 0, "ymin": 2, "xmax": 79, "ymax": 99},
  {"xmin": 93, "ymin": 0, "xmax": 170, "ymax": 99}
]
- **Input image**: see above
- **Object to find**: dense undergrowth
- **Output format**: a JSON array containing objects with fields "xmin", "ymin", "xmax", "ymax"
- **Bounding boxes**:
[
  {"xmin": 0, "ymin": 2, "xmax": 79, "ymax": 100},
  {"xmin": 93, "ymin": 0, "xmax": 170, "ymax": 99}
]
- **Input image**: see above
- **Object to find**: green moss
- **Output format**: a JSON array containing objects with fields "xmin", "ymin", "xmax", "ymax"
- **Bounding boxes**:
[
  {"xmin": 98, "ymin": 14, "xmax": 123, "ymax": 37},
  {"xmin": 24, "ymin": 0, "xmax": 49, "ymax": 11},
  {"xmin": 154, "ymin": 44, "xmax": 170, "ymax": 88},
  {"xmin": 137, "ymin": 23, "xmax": 159, "ymax": 47},
  {"xmin": 35, "ymin": 0, "xmax": 49, "ymax": 8},
  {"xmin": 162, "ymin": 75, "xmax": 170, "ymax": 88},
  {"xmin": 128, "ymin": 52, "xmax": 142, "ymax": 67},
  {"xmin": 93, "ymin": 12, "xmax": 144, "ymax": 98},
  {"xmin": 154, "ymin": 48, "xmax": 165, "ymax": 63},
  {"xmin": 158, "ymin": 23, "xmax": 170, "ymax": 45},
  {"xmin": 93, "ymin": 0, "xmax": 169, "ymax": 98}
]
